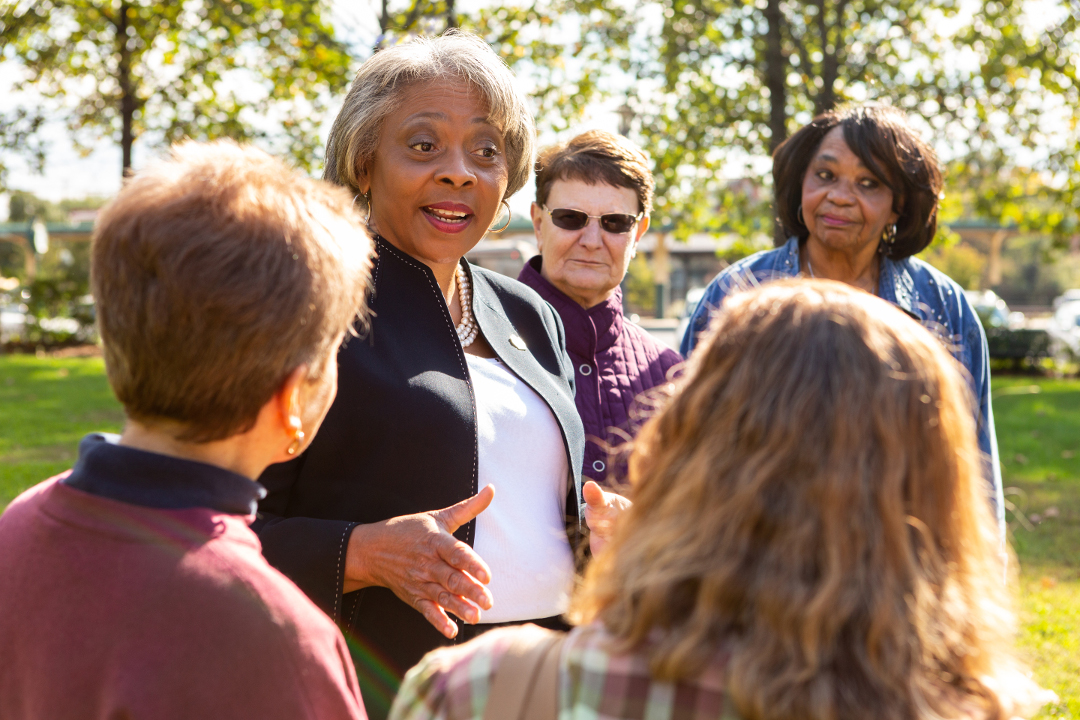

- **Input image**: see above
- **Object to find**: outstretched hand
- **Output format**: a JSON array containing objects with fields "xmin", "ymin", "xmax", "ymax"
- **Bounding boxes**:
[
  {"xmin": 343, "ymin": 485, "xmax": 495, "ymax": 639},
  {"xmin": 583, "ymin": 480, "xmax": 631, "ymax": 557}
]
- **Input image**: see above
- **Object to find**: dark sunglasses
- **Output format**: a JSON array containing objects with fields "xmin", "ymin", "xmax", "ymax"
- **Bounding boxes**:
[{"xmin": 544, "ymin": 206, "xmax": 643, "ymax": 234}]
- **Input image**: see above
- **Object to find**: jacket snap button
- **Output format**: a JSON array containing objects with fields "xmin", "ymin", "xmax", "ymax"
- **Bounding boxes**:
[
  {"xmin": 579, "ymin": 364, "xmax": 593, "ymax": 376},
  {"xmin": 592, "ymin": 460, "xmax": 605, "ymax": 473}
]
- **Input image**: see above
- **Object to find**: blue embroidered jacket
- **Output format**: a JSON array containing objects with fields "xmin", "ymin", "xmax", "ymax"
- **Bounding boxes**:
[{"xmin": 680, "ymin": 237, "xmax": 1004, "ymax": 532}]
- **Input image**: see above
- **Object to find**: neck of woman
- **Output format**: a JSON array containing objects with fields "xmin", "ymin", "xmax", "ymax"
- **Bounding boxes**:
[{"xmin": 802, "ymin": 238, "xmax": 881, "ymax": 295}]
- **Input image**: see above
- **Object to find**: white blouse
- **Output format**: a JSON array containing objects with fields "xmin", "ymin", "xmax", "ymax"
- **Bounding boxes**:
[{"xmin": 465, "ymin": 354, "xmax": 576, "ymax": 623}]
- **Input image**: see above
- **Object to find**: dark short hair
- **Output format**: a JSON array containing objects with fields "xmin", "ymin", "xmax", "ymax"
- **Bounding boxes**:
[
  {"xmin": 772, "ymin": 105, "xmax": 943, "ymax": 259},
  {"xmin": 92, "ymin": 141, "xmax": 373, "ymax": 442},
  {"xmin": 535, "ymin": 130, "xmax": 654, "ymax": 214}
]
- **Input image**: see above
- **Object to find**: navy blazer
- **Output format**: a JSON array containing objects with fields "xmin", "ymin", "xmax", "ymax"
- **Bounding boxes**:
[{"xmin": 254, "ymin": 236, "xmax": 584, "ymax": 717}]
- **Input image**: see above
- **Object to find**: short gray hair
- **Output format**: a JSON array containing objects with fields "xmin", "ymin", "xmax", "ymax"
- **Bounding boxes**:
[{"xmin": 324, "ymin": 31, "xmax": 535, "ymax": 209}]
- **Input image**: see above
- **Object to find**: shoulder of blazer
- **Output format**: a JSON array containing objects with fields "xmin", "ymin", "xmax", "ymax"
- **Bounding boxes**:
[{"xmin": 469, "ymin": 265, "xmax": 562, "ymax": 340}]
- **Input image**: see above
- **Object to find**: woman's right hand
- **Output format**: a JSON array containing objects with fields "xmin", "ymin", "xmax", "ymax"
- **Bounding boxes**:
[{"xmin": 343, "ymin": 485, "xmax": 495, "ymax": 639}]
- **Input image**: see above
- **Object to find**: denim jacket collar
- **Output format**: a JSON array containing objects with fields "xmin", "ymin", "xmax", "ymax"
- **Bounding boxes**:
[{"xmin": 775, "ymin": 237, "xmax": 924, "ymax": 321}]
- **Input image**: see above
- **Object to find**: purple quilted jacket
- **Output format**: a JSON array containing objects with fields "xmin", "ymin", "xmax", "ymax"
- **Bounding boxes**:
[{"xmin": 518, "ymin": 257, "xmax": 683, "ymax": 485}]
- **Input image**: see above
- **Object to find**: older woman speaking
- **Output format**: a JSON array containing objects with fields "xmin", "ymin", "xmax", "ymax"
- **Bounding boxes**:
[
  {"xmin": 255, "ymin": 31, "xmax": 617, "ymax": 718},
  {"xmin": 518, "ymin": 131, "xmax": 682, "ymax": 486},
  {"xmin": 681, "ymin": 104, "xmax": 1003, "ymax": 533},
  {"xmin": 391, "ymin": 281, "xmax": 1046, "ymax": 720}
]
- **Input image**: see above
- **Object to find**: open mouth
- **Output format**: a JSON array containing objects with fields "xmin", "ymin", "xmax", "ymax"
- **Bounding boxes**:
[{"xmin": 422, "ymin": 205, "xmax": 474, "ymax": 233}]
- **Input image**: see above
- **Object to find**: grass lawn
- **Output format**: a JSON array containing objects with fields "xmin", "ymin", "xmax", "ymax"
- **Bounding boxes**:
[
  {"xmin": 0, "ymin": 356, "xmax": 1078, "ymax": 716},
  {"xmin": 0, "ymin": 354, "xmax": 123, "ymax": 507},
  {"xmin": 994, "ymin": 377, "xmax": 1080, "ymax": 718}
]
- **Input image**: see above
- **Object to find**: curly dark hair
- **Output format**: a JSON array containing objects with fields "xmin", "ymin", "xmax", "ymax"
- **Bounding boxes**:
[{"xmin": 772, "ymin": 104, "xmax": 943, "ymax": 259}]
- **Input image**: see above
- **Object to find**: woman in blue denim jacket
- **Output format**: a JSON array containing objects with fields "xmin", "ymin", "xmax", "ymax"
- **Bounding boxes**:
[{"xmin": 681, "ymin": 104, "xmax": 1004, "ymax": 533}]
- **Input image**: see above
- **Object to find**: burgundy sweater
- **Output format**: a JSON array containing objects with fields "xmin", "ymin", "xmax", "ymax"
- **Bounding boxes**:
[
  {"xmin": 518, "ymin": 257, "xmax": 683, "ymax": 484},
  {"xmin": 0, "ymin": 434, "xmax": 366, "ymax": 720}
]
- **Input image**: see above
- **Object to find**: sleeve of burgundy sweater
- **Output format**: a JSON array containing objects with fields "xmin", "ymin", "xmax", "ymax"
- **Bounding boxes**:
[{"xmin": 253, "ymin": 455, "xmax": 358, "ymax": 623}]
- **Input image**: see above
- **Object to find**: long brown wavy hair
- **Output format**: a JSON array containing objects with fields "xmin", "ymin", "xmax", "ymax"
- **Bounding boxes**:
[{"xmin": 572, "ymin": 280, "xmax": 1037, "ymax": 720}]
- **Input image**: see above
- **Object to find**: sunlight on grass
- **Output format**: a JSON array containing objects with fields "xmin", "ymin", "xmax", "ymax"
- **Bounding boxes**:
[{"xmin": 0, "ymin": 354, "xmax": 123, "ymax": 506}]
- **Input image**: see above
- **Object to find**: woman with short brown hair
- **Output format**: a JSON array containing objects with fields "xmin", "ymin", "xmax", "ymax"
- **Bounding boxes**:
[
  {"xmin": 390, "ymin": 280, "xmax": 1046, "ymax": 720},
  {"xmin": 680, "ymin": 104, "xmax": 1003, "ymax": 534},
  {"xmin": 520, "ymin": 129, "xmax": 681, "ymax": 486},
  {"xmin": 0, "ymin": 140, "xmax": 372, "ymax": 720}
]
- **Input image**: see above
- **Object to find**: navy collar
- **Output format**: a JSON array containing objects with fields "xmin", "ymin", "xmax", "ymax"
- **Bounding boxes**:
[{"xmin": 62, "ymin": 433, "xmax": 267, "ymax": 515}]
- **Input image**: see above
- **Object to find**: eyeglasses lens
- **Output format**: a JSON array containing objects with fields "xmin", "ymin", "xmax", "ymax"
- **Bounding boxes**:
[{"xmin": 549, "ymin": 209, "xmax": 637, "ymax": 234}]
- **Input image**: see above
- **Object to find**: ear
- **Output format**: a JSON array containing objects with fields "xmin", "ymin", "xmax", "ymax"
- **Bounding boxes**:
[
  {"xmin": 530, "ymin": 202, "xmax": 544, "ymax": 252},
  {"xmin": 633, "ymin": 214, "xmax": 650, "ymax": 247},
  {"xmin": 272, "ymin": 365, "xmax": 310, "ymax": 438},
  {"xmin": 355, "ymin": 160, "xmax": 371, "ymax": 195}
]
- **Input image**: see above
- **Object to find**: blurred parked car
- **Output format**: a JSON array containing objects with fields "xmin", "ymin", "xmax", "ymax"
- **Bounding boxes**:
[
  {"xmin": 1053, "ymin": 289, "xmax": 1080, "ymax": 309},
  {"xmin": 1050, "ymin": 300, "xmax": 1080, "ymax": 358},
  {"xmin": 964, "ymin": 290, "xmax": 1057, "ymax": 363}
]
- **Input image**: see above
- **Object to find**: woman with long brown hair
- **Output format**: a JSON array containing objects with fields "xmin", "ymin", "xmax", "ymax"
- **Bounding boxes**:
[{"xmin": 390, "ymin": 280, "xmax": 1045, "ymax": 720}]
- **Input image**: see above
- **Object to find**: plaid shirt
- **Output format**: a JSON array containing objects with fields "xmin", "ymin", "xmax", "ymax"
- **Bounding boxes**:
[{"xmin": 388, "ymin": 622, "xmax": 736, "ymax": 720}]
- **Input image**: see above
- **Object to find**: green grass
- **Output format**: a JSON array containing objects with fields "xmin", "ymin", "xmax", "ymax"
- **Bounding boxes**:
[
  {"xmin": 0, "ymin": 354, "xmax": 123, "ymax": 506},
  {"xmin": 0, "ymin": 358, "xmax": 1078, "ymax": 715},
  {"xmin": 992, "ymin": 377, "xmax": 1080, "ymax": 718}
]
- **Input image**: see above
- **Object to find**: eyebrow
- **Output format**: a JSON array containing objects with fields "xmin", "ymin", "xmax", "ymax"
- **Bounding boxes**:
[
  {"xmin": 407, "ymin": 112, "xmax": 493, "ymax": 126},
  {"xmin": 815, "ymin": 152, "xmax": 871, "ymax": 172}
]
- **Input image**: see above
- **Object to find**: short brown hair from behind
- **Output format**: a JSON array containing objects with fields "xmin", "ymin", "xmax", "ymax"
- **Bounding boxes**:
[
  {"xmin": 535, "ymin": 130, "xmax": 655, "ymax": 215},
  {"xmin": 772, "ymin": 104, "xmax": 943, "ymax": 258},
  {"xmin": 92, "ymin": 140, "xmax": 373, "ymax": 443}
]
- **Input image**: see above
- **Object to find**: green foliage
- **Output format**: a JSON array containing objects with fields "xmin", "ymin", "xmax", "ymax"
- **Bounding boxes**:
[
  {"xmin": 372, "ymin": 0, "xmax": 637, "ymax": 133},
  {"xmin": 622, "ymin": 253, "xmax": 655, "ymax": 315},
  {"xmin": 920, "ymin": 240, "xmax": 987, "ymax": 290},
  {"xmin": 0, "ymin": 107, "xmax": 45, "ymax": 191},
  {"xmin": 1, "ymin": 239, "xmax": 95, "ymax": 347},
  {"xmin": 716, "ymin": 236, "xmax": 771, "ymax": 266},
  {"xmin": 995, "ymin": 234, "xmax": 1080, "ymax": 306},
  {"xmin": 0, "ymin": 0, "xmax": 354, "ymax": 173},
  {"xmin": 638, "ymin": 0, "xmax": 1080, "ymax": 241},
  {"xmin": 6, "ymin": 190, "xmax": 66, "ymax": 223}
]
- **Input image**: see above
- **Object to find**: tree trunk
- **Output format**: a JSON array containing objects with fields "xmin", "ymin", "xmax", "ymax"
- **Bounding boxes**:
[
  {"xmin": 117, "ymin": 0, "xmax": 135, "ymax": 175},
  {"xmin": 814, "ymin": 0, "xmax": 846, "ymax": 114},
  {"xmin": 764, "ymin": 0, "xmax": 787, "ymax": 153},
  {"xmin": 446, "ymin": 0, "xmax": 457, "ymax": 28}
]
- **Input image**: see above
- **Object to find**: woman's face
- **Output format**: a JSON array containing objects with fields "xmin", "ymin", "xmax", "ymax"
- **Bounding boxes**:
[
  {"xmin": 801, "ymin": 127, "xmax": 899, "ymax": 256},
  {"xmin": 359, "ymin": 78, "xmax": 509, "ymax": 268},
  {"xmin": 530, "ymin": 179, "xmax": 649, "ymax": 309}
]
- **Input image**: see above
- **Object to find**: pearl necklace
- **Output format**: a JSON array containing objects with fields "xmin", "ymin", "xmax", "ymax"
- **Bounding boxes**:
[{"xmin": 454, "ymin": 264, "xmax": 479, "ymax": 348}]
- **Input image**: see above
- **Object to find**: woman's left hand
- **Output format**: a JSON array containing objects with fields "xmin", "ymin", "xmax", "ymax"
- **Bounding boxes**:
[{"xmin": 583, "ymin": 480, "xmax": 631, "ymax": 556}]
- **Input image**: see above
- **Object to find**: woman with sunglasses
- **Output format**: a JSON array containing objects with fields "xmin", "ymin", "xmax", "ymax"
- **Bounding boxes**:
[
  {"xmin": 253, "ymin": 33, "xmax": 623, "ymax": 720},
  {"xmin": 519, "ymin": 130, "xmax": 682, "ymax": 487}
]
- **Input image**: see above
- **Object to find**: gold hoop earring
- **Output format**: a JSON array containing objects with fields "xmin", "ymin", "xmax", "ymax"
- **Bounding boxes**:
[
  {"xmin": 286, "ymin": 429, "xmax": 305, "ymax": 456},
  {"xmin": 489, "ymin": 200, "xmax": 512, "ymax": 233}
]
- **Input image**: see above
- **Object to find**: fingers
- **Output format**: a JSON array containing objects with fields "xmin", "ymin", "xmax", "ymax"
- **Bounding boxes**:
[
  {"xmin": 435, "ymin": 484, "xmax": 495, "ymax": 535},
  {"xmin": 582, "ymin": 480, "xmax": 607, "ymax": 509},
  {"xmin": 435, "ymin": 538, "xmax": 493, "ymax": 603},
  {"xmin": 415, "ymin": 598, "xmax": 458, "ymax": 639}
]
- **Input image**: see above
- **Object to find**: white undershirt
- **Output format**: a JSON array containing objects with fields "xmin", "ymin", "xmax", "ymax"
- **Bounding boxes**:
[{"xmin": 466, "ymin": 354, "xmax": 576, "ymax": 623}]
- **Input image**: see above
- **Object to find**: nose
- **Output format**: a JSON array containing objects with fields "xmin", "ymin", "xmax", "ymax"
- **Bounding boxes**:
[
  {"xmin": 435, "ymin": 147, "xmax": 475, "ymax": 188},
  {"xmin": 578, "ymin": 217, "xmax": 604, "ymax": 248},
  {"xmin": 827, "ymin": 179, "xmax": 856, "ymax": 205}
]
